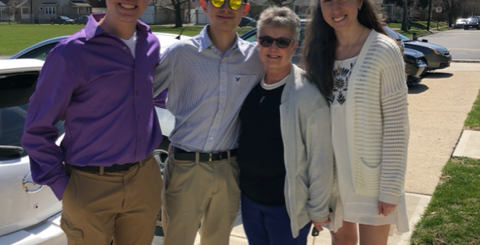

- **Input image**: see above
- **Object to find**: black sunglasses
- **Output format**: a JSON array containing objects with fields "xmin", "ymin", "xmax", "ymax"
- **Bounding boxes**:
[{"xmin": 258, "ymin": 36, "xmax": 293, "ymax": 49}]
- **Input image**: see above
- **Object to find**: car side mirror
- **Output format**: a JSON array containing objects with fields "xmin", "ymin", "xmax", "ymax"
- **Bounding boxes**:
[{"xmin": 421, "ymin": 39, "xmax": 428, "ymax": 43}]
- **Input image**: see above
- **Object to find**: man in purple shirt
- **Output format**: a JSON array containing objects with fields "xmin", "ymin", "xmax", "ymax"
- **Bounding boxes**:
[{"xmin": 21, "ymin": 0, "xmax": 163, "ymax": 243}]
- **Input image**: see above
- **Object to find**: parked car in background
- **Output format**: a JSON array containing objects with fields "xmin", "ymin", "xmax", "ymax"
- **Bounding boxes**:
[
  {"xmin": 49, "ymin": 15, "xmax": 74, "ymax": 24},
  {"xmin": 74, "ymin": 15, "xmax": 89, "ymax": 24},
  {"xmin": 239, "ymin": 16, "xmax": 257, "ymax": 27},
  {"xmin": 2, "ymin": 33, "xmax": 184, "ymax": 243},
  {"xmin": 455, "ymin": 18, "xmax": 467, "ymax": 29},
  {"xmin": 464, "ymin": 17, "xmax": 480, "ymax": 30},
  {"xmin": 396, "ymin": 32, "xmax": 452, "ymax": 71},
  {"xmin": 382, "ymin": 24, "xmax": 426, "ymax": 86}
]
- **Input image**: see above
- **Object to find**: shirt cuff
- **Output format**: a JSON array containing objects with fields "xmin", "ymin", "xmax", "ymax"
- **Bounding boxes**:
[
  {"xmin": 309, "ymin": 214, "xmax": 329, "ymax": 223},
  {"xmin": 49, "ymin": 174, "xmax": 70, "ymax": 201},
  {"xmin": 379, "ymin": 192, "xmax": 402, "ymax": 205}
]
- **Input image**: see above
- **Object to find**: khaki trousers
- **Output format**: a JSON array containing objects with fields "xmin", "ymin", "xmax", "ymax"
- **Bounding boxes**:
[
  {"xmin": 162, "ymin": 150, "xmax": 241, "ymax": 245},
  {"xmin": 61, "ymin": 155, "xmax": 162, "ymax": 245}
]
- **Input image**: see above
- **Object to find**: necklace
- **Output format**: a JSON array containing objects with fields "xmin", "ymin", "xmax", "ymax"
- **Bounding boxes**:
[{"xmin": 336, "ymin": 27, "xmax": 365, "ymax": 74}]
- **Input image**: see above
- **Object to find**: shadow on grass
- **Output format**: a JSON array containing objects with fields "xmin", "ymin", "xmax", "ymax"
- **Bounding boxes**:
[
  {"xmin": 423, "ymin": 72, "xmax": 454, "ymax": 79},
  {"xmin": 408, "ymin": 84, "xmax": 429, "ymax": 94}
]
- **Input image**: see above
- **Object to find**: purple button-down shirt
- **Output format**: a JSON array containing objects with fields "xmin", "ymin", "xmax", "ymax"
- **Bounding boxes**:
[{"xmin": 21, "ymin": 14, "xmax": 164, "ymax": 200}]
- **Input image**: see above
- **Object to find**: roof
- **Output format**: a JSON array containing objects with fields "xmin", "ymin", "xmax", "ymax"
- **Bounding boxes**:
[{"xmin": 70, "ymin": 0, "xmax": 91, "ymax": 7}]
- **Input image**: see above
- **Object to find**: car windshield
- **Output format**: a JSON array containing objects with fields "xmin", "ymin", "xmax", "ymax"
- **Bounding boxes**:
[
  {"xmin": 382, "ymin": 26, "xmax": 400, "ymax": 40},
  {"xmin": 397, "ymin": 32, "xmax": 411, "ymax": 42},
  {"xmin": 0, "ymin": 104, "xmax": 65, "ymax": 157},
  {"xmin": 60, "ymin": 16, "xmax": 69, "ymax": 20}
]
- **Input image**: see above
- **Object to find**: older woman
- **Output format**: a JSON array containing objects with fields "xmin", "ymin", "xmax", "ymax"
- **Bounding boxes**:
[{"xmin": 236, "ymin": 7, "xmax": 334, "ymax": 245}]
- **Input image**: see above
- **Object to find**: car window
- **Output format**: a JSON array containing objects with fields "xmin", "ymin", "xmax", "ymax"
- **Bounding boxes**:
[
  {"xmin": 17, "ymin": 42, "xmax": 58, "ymax": 61},
  {"xmin": 0, "ymin": 104, "xmax": 65, "ymax": 154},
  {"xmin": 0, "ymin": 73, "xmax": 65, "ymax": 157}
]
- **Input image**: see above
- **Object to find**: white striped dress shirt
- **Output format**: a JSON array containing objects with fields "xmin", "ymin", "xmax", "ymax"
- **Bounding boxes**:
[{"xmin": 153, "ymin": 26, "xmax": 265, "ymax": 152}]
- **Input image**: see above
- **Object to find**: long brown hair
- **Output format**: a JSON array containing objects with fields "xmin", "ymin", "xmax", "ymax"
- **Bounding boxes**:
[{"xmin": 301, "ymin": 0, "xmax": 386, "ymax": 97}]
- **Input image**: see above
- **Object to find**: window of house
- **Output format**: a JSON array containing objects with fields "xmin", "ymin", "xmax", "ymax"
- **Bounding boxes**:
[{"xmin": 45, "ymin": 7, "xmax": 56, "ymax": 15}]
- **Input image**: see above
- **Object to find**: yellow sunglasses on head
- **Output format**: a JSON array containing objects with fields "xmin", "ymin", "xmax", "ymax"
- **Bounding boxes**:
[{"xmin": 210, "ymin": 0, "xmax": 244, "ymax": 10}]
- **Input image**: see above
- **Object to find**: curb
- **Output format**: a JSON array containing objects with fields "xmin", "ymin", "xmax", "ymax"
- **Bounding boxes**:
[{"xmin": 452, "ymin": 60, "xmax": 480, "ymax": 63}]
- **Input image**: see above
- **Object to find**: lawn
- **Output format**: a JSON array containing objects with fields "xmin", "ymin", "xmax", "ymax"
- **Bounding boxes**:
[
  {"xmin": 465, "ymin": 90, "xmax": 480, "ymax": 130},
  {"xmin": 410, "ymin": 158, "xmax": 480, "ymax": 245},
  {"xmin": 388, "ymin": 21, "xmax": 450, "ymax": 38},
  {"xmin": 0, "ymin": 24, "xmax": 254, "ymax": 56}
]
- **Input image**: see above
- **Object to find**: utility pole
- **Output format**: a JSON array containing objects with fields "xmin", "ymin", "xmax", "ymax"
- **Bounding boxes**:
[{"xmin": 427, "ymin": 0, "xmax": 432, "ymax": 31}]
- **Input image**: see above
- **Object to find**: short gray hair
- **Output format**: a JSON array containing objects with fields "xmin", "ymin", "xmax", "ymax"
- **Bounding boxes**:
[{"xmin": 257, "ymin": 7, "xmax": 301, "ymax": 43}]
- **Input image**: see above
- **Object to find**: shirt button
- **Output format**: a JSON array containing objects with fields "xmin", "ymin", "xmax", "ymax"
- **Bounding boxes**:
[
  {"xmin": 123, "ymin": 46, "xmax": 127, "ymax": 50},
  {"xmin": 135, "ymin": 91, "xmax": 139, "ymax": 95},
  {"xmin": 138, "ymin": 139, "xmax": 141, "ymax": 142},
  {"xmin": 137, "ymin": 115, "xmax": 141, "ymax": 119},
  {"xmin": 210, "ymin": 137, "xmax": 213, "ymax": 140}
]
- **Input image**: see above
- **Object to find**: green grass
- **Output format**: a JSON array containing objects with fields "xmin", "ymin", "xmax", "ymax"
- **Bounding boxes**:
[
  {"xmin": 410, "ymin": 157, "xmax": 480, "ymax": 245},
  {"xmin": 0, "ymin": 24, "xmax": 84, "ymax": 56},
  {"xmin": 0, "ymin": 24, "xmax": 254, "ymax": 56},
  {"xmin": 465, "ymin": 89, "xmax": 480, "ymax": 130},
  {"xmin": 388, "ymin": 21, "xmax": 450, "ymax": 38}
]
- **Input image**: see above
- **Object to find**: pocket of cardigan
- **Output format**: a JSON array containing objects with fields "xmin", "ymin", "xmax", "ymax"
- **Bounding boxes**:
[{"xmin": 358, "ymin": 158, "xmax": 381, "ymax": 193}]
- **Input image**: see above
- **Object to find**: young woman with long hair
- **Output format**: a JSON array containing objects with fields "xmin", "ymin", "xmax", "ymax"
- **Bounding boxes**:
[{"xmin": 302, "ymin": 0, "xmax": 410, "ymax": 244}]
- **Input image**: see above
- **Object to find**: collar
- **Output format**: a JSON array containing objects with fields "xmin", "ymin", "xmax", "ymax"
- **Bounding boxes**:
[
  {"xmin": 197, "ymin": 25, "xmax": 246, "ymax": 56},
  {"xmin": 84, "ymin": 13, "xmax": 151, "ymax": 41}
]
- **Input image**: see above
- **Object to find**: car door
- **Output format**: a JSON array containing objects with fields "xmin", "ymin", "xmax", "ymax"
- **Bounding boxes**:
[{"xmin": 0, "ymin": 59, "xmax": 63, "ymax": 241}]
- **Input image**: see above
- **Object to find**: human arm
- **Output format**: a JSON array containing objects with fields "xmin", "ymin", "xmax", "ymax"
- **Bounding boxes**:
[
  {"xmin": 378, "ymin": 42, "xmax": 410, "ymax": 205},
  {"xmin": 153, "ymin": 47, "xmax": 175, "ymax": 101},
  {"xmin": 21, "ymin": 48, "xmax": 78, "ymax": 200}
]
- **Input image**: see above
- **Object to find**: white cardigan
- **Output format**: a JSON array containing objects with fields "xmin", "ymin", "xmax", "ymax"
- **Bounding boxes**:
[
  {"xmin": 345, "ymin": 30, "xmax": 410, "ymax": 205},
  {"xmin": 280, "ymin": 64, "xmax": 334, "ymax": 237}
]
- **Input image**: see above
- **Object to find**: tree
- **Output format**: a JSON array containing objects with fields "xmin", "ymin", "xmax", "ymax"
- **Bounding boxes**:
[
  {"xmin": 156, "ymin": 0, "xmax": 189, "ymax": 27},
  {"xmin": 442, "ymin": 0, "xmax": 461, "ymax": 26},
  {"xmin": 267, "ymin": 0, "xmax": 295, "ymax": 6},
  {"xmin": 401, "ymin": 0, "xmax": 408, "ymax": 31}
]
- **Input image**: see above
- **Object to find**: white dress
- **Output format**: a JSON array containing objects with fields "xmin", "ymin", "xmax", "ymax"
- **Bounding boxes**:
[{"xmin": 327, "ymin": 56, "xmax": 409, "ymax": 234}]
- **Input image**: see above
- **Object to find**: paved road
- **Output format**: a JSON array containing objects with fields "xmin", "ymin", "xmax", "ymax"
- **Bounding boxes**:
[{"xmin": 419, "ymin": 29, "xmax": 480, "ymax": 62}]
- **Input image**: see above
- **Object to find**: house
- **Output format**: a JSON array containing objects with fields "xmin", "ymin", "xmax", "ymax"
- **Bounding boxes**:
[
  {"xmin": 0, "ymin": 0, "xmax": 8, "ymax": 21},
  {"xmin": 1, "ymin": 0, "xmax": 91, "ymax": 23}
]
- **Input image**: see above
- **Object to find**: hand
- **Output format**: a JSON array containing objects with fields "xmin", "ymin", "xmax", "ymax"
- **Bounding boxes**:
[
  {"xmin": 311, "ymin": 218, "xmax": 330, "ymax": 232},
  {"xmin": 378, "ymin": 201, "xmax": 397, "ymax": 217}
]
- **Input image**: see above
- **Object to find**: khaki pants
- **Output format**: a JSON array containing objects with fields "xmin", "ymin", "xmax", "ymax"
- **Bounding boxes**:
[
  {"xmin": 162, "ymin": 150, "xmax": 241, "ymax": 245},
  {"xmin": 61, "ymin": 155, "xmax": 162, "ymax": 245}
]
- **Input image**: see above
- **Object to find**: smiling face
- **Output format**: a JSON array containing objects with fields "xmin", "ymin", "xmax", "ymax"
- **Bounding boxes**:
[
  {"xmin": 257, "ymin": 26, "xmax": 298, "ymax": 75},
  {"xmin": 320, "ymin": 0, "xmax": 362, "ymax": 32},
  {"xmin": 201, "ymin": 0, "xmax": 250, "ymax": 33},
  {"xmin": 105, "ymin": 0, "xmax": 151, "ymax": 25}
]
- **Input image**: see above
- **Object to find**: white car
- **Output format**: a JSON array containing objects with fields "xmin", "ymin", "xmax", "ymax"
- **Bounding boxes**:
[{"xmin": 1, "ymin": 33, "xmax": 180, "ymax": 244}]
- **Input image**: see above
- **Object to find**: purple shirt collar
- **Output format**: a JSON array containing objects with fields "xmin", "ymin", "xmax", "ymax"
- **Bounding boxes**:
[{"xmin": 84, "ymin": 13, "xmax": 151, "ymax": 41}]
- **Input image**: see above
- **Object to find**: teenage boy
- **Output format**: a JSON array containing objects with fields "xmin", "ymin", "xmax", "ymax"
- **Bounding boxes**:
[
  {"xmin": 21, "ymin": 0, "xmax": 164, "ymax": 243},
  {"xmin": 153, "ymin": 0, "xmax": 264, "ymax": 244}
]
